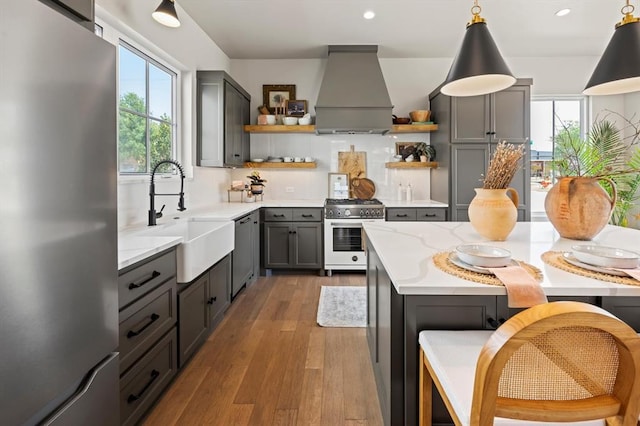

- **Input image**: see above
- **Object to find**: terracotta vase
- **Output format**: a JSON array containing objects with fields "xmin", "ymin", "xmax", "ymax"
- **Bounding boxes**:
[
  {"xmin": 468, "ymin": 188, "xmax": 519, "ymax": 241},
  {"xmin": 544, "ymin": 177, "xmax": 616, "ymax": 240}
]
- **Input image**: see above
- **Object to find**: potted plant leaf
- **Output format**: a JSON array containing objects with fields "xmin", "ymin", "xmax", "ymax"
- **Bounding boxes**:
[
  {"xmin": 546, "ymin": 112, "xmax": 640, "ymax": 239},
  {"xmin": 247, "ymin": 170, "xmax": 267, "ymax": 195},
  {"xmin": 414, "ymin": 143, "xmax": 436, "ymax": 162}
]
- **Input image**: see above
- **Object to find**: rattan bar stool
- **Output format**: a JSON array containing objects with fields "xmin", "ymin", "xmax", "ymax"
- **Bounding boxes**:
[{"xmin": 419, "ymin": 301, "xmax": 640, "ymax": 426}]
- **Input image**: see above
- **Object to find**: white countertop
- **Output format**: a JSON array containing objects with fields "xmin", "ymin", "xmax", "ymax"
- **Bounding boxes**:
[
  {"xmin": 117, "ymin": 199, "xmax": 325, "ymax": 270},
  {"xmin": 380, "ymin": 199, "xmax": 448, "ymax": 208},
  {"xmin": 362, "ymin": 221, "xmax": 640, "ymax": 297}
]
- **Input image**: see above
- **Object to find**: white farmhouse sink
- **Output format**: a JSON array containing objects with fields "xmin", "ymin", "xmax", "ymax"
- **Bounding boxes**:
[{"xmin": 138, "ymin": 218, "xmax": 234, "ymax": 283}]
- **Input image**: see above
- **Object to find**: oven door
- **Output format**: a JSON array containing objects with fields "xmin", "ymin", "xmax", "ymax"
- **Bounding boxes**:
[{"xmin": 324, "ymin": 219, "xmax": 379, "ymax": 270}]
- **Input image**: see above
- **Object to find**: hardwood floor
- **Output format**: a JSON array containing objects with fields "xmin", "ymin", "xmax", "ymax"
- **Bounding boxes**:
[{"xmin": 143, "ymin": 272, "xmax": 383, "ymax": 426}]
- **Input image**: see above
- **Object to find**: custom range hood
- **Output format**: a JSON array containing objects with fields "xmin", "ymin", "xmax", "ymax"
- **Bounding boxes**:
[{"xmin": 315, "ymin": 45, "xmax": 393, "ymax": 135}]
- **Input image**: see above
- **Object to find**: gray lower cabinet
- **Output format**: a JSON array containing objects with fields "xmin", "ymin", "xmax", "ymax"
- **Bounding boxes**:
[
  {"xmin": 429, "ymin": 80, "xmax": 532, "ymax": 222},
  {"xmin": 385, "ymin": 207, "xmax": 447, "ymax": 222},
  {"xmin": 178, "ymin": 254, "xmax": 231, "ymax": 367},
  {"xmin": 601, "ymin": 296, "xmax": 640, "ymax": 330},
  {"xmin": 197, "ymin": 71, "xmax": 250, "ymax": 167},
  {"xmin": 117, "ymin": 248, "xmax": 178, "ymax": 426},
  {"xmin": 262, "ymin": 208, "xmax": 323, "ymax": 271},
  {"xmin": 232, "ymin": 212, "xmax": 256, "ymax": 298}
]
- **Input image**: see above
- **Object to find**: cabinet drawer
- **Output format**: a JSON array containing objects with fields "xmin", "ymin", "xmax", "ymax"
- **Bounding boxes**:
[
  {"xmin": 120, "ymin": 328, "xmax": 177, "ymax": 426},
  {"xmin": 416, "ymin": 208, "xmax": 446, "ymax": 221},
  {"xmin": 118, "ymin": 250, "xmax": 176, "ymax": 309},
  {"xmin": 119, "ymin": 278, "xmax": 177, "ymax": 374},
  {"xmin": 262, "ymin": 208, "xmax": 293, "ymax": 222},
  {"xmin": 292, "ymin": 208, "xmax": 323, "ymax": 222},
  {"xmin": 386, "ymin": 208, "xmax": 417, "ymax": 221}
]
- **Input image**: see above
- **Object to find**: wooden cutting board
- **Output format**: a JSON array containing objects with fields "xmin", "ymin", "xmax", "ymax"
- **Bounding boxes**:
[
  {"xmin": 338, "ymin": 145, "xmax": 366, "ymax": 181},
  {"xmin": 352, "ymin": 178, "xmax": 376, "ymax": 200}
]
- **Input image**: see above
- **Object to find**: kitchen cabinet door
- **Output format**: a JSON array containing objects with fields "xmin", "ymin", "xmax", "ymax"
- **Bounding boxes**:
[
  {"xmin": 492, "ymin": 85, "xmax": 530, "ymax": 144},
  {"xmin": 232, "ymin": 214, "xmax": 254, "ymax": 298},
  {"xmin": 451, "ymin": 95, "xmax": 491, "ymax": 143},
  {"xmin": 451, "ymin": 144, "xmax": 490, "ymax": 221},
  {"xmin": 263, "ymin": 223, "xmax": 292, "ymax": 268},
  {"xmin": 207, "ymin": 254, "xmax": 231, "ymax": 330},
  {"xmin": 291, "ymin": 222, "xmax": 322, "ymax": 268},
  {"xmin": 178, "ymin": 274, "xmax": 208, "ymax": 367},
  {"xmin": 224, "ymin": 82, "xmax": 249, "ymax": 167}
]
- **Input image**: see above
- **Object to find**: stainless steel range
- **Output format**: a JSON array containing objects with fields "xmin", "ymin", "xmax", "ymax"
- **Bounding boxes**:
[{"xmin": 324, "ymin": 198, "xmax": 385, "ymax": 274}]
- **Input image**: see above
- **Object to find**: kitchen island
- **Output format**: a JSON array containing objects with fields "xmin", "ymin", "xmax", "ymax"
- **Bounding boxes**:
[{"xmin": 362, "ymin": 221, "xmax": 640, "ymax": 426}]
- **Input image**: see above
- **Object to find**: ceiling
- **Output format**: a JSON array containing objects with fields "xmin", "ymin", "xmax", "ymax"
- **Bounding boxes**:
[{"xmin": 177, "ymin": 0, "xmax": 631, "ymax": 60}]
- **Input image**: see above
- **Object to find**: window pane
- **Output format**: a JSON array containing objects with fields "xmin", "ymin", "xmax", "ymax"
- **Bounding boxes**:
[
  {"xmin": 119, "ymin": 45, "xmax": 146, "ymax": 114},
  {"xmin": 149, "ymin": 64, "xmax": 172, "ymax": 120},
  {"xmin": 150, "ymin": 119, "xmax": 173, "ymax": 172},
  {"xmin": 119, "ymin": 111, "xmax": 147, "ymax": 173}
]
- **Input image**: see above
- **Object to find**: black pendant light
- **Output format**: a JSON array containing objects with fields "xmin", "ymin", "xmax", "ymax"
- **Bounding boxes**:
[
  {"xmin": 152, "ymin": 0, "xmax": 181, "ymax": 28},
  {"xmin": 584, "ymin": 0, "xmax": 640, "ymax": 95},
  {"xmin": 441, "ymin": 1, "xmax": 516, "ymax": 97}
]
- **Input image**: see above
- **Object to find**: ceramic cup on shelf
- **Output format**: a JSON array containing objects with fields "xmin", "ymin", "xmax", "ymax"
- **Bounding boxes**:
[
  {"xmin": 294, "ymin": 157, "xmax": 303, "ymax": 162},
  {"xmin": 265, "ymin": 115, "xmax": 276, "ymax": 125},
  {"xmin": 305, "ymin": 157, "xmax": 314, "ymax": 163},
  {"xmin": 283, "ymin": 157, "xmax": 293, "ymax": 163}
]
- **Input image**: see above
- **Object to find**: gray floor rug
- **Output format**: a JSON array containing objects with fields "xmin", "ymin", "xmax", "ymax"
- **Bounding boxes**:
[{"xmin": 317, "ymin": 286, "xmax": 367, "ymax": 327}]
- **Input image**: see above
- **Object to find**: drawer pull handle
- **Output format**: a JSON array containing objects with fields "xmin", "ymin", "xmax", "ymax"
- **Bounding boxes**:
[
  {"xmin": 128, "ymin": 271, "xmax": 160, "ymax": 290},
  {"xmin": 423, "ymin": 213, "xmax": 436, "ymax": 217},
  {"xmin": 273, "ymin": 214, "xmax": 286, "ymax": 218},
  {"xmin": 207, "ymin": 296, "xmax": 217, "ymax": 304},
  {"xmin": 396, "ymin": 214, "xmax": 408, "ymax": 218},
  {"xmin": 126, "ymin": 313, "xmax": 160, "ymax": 338},
  {"xmin": 127, "ymin": 369, "xmax": 160, "ymax": 404},
  {"xmin": 301, "ymin": 214, "xmax": 313, "ymax": 218},
  {"xmin": 486, "ymin": 317, "xmax": 500, "ymax": 329}
]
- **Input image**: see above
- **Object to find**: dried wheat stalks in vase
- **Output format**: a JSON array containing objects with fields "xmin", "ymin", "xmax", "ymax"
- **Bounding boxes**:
[{"xmin": 483, "ymin": 142, "xmax": 525, "ymax": 189}]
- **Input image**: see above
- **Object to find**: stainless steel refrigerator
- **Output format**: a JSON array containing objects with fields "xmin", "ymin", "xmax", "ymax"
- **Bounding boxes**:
[{"xmin": 0, "ymin": 1, "xmax": 119, "ymax": 424}]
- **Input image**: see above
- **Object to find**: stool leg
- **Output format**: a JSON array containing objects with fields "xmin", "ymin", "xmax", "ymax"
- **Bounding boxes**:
[{"xmin": 419, "ymin": 348, "xmax": 433, "ymax": 426}]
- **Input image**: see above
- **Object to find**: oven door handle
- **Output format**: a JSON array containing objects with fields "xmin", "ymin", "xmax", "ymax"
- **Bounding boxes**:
[{"xmin": 329, "ymin": 222, "xmax": 363, "ymax": 228}]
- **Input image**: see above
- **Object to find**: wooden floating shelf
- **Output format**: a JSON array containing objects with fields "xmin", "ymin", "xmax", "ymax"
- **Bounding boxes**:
[
  {"xmin": 385, "ymin": 161, "xmax": 438, "ymax": 169},
  {"xmin": 244, "ymin": 124, "xmax": 438, "ymax": 134},
  {"xmin": 244, "ymin": 125, "xmax": 315, "ymax": 133},
  {"xmin": 244, "ymin": 162, "xmax": 317, "ymax": 169},
  {"xmin": 391, "ymin": 124, "xmax": 438, "ymax": 133}
]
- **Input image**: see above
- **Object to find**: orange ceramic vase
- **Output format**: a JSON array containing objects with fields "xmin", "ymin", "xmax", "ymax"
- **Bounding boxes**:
[
  {"xmin": 544, "ymin": 177, "xmax": 616, "ymax": 240},
  {"xmin": 468, "ymin": 188, "xmax": 519, "ymax": 241}
]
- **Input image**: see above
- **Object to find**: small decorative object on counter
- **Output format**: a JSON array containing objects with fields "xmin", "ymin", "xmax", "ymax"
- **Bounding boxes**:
[
  {"xmin": 468, "ymin": 142, "xmax": 525, "ymax": 241},
  {"xmin": 397, "ymin": 183, "xmax": 403, "ymax": 201},
  {"xmin": 247, "ymin": 170, "xmax": 267, "ymax": 195},
  {"xmin": 406, "ymin": 183, "xmax": 412, "ymax": 202}
]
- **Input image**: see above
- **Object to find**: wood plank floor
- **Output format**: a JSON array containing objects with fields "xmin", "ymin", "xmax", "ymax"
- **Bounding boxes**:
[{"xmin": 143, "ymin": 272, "xmax": 383, "ymax": 426}]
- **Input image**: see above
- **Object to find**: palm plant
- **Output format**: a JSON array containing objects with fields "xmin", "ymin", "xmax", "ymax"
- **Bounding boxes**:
[{"xmin": 553, "ymin": 112, "xmax": 640, "ymax": 226}]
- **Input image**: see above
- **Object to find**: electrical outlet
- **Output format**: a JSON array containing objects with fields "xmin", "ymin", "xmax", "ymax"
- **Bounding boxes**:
[{"xmin": 285, "ymin": 186, "xmax": 295, "ymax": 193}]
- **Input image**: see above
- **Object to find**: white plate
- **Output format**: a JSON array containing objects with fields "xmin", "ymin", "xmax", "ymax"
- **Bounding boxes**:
[
  {"xmin": 455, "ymin": 244, "xmax": 512, "ymax": 267},
  {"xmin": 448, "ymin": 253, "xmax": 518, "ymax": 275},
  {"xmin": 571, "ymin": 245, "xmax": 639, "ymax": 269},
  {"xmin": 251, "ymin": 158, "xmax": 264, "ymax": 163},
  {"xmin": 562, "ymin": 253, "xmax": 628, "ymax": 277}
]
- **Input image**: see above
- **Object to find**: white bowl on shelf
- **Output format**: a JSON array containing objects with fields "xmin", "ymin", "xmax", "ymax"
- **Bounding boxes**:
[
  {"xmin": 571, "ymin": 245, "xmax": 639, "ymax": 269},
  {"xmin": 283, "ymin": 117, "xmax": 298, "ymax": 125},
  {"xmin": 298, "ymin": 117, "xmax": 311, "ymax": 125},
  {"xmin": 455, "ymin": 244, "xmax": 512, "ymax": 268},
  {"xmin": 251, "ymin": 158, "xmax": 264, "ymax": 163}
]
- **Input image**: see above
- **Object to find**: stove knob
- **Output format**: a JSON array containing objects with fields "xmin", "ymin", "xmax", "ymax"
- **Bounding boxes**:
[
  {"xmin": 337, "ymin": 210, "xmax": 342, "ymax": 216},
  {"xmin": 365, "ymin": 210, "xmax": 370, "ymax": 215},
  {"xmin": 328, "ymin": 210, "xmax": 333, "ymax": 216},
  {"xmin": 344, "ymin": 209, "xmax": 351, "ymax": 217},
  {"xmin": 360, "ymin": 209, "xmax": 364, "ymax": 216},
  {"xmin": 352, "ymin": 255, "xmax": 358, "ymax": 262}
]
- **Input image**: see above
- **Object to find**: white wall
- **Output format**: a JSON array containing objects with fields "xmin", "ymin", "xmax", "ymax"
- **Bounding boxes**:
[{"xmin": 96, "ymin": 0, "xmax": 233, "ymax": 228}]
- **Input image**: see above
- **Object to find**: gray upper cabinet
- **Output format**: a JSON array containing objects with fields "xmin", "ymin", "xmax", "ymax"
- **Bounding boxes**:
[
  {"xmin": 43, "ymin": 0, "xmax": 94, "ymax": 28},
  {"xmin": 429, "ymin": 79, "xmax": 532, "ymax": 221},
  {"xmin": 450, "ymin": 83, "xmax": 531, "ymax": 144},
  {"xmin": 197, "ymin": 71, "xmax": 251, "ymax": 167}
]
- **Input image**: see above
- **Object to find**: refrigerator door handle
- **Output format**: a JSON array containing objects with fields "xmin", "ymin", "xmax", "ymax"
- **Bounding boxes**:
[
  {"xmin": 126, "ymin": 369, "xmax": 160, "ymax": 404},
  {"xmin": 128, "ymin": 270, "xmax": 161, "ymax": 290}
]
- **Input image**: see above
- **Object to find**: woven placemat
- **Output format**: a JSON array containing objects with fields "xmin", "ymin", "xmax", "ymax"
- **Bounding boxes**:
[
  {"xmin": 541, "ymin": 251, "xmax": 640, "ymax": 287},
  {"xmin": 433, "ymin": 252, "xmax": 543, "ymax": 286}
]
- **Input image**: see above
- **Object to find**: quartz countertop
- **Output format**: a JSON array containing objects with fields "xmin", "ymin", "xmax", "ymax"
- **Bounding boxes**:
[
  {"xmin": 362, "ymin": 221, "xmax": 640, "ymax": 297},
  {"xmin": 380, "ymin": 199, "xmax": 448, "ymax": 208},
  {"xmin": 117, "ymin": 199, "xmax": 325, "ymax": 270}
]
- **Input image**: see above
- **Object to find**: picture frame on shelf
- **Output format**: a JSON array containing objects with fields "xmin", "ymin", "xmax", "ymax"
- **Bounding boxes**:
[
  {"xmin": 395, "ymin": 142, "xmax": 418, "ymax": 160},
  {"xmin": 328, "ymin": 173, "xmax": 349, "ymax": 199},
  {"xmin": 262, "ymin": 84, "xmax": 296, "ymax": 114},
  {"xmin": 285, "ymin": 99, "xmax": 307, "ymax": 117}
]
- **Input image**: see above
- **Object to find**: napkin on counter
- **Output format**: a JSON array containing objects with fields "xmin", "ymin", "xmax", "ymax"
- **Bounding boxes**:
[
  {"xmin": 611, "ymin": 267, "xmax": 640, "ymax": 281},
  {"xmin": 486, "ymin": 265, "xmax": 548, "ymax": 308}
]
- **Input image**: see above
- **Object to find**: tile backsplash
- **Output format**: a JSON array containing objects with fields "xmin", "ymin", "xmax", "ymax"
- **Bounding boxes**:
[{"xmin": 231, "ymin": 133, "xmax": 433, "ymax": 201}]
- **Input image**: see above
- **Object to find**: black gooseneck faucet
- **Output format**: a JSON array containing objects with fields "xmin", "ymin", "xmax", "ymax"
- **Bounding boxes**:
[{"xmin": 148, "ymin": 160, "xmax": 186, "ymax": 226}]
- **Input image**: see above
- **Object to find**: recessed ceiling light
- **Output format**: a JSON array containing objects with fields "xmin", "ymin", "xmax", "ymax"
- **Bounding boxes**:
[
  {"xmin": 363, "ymin": 10, "xmax": 375, "ymax": 20},
  {"xmin": 555, "ymin": 8, "xmax": 571, "ymax": 17}
]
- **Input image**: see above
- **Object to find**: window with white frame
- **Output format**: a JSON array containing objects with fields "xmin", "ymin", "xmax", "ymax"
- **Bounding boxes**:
[
  {"xmin": 118, "ymin": 41, "xmax": 177, "ymax": 174},
  {"xmin": 530, "ymin": 97, "xmax": 587, "ymax": 213}
]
